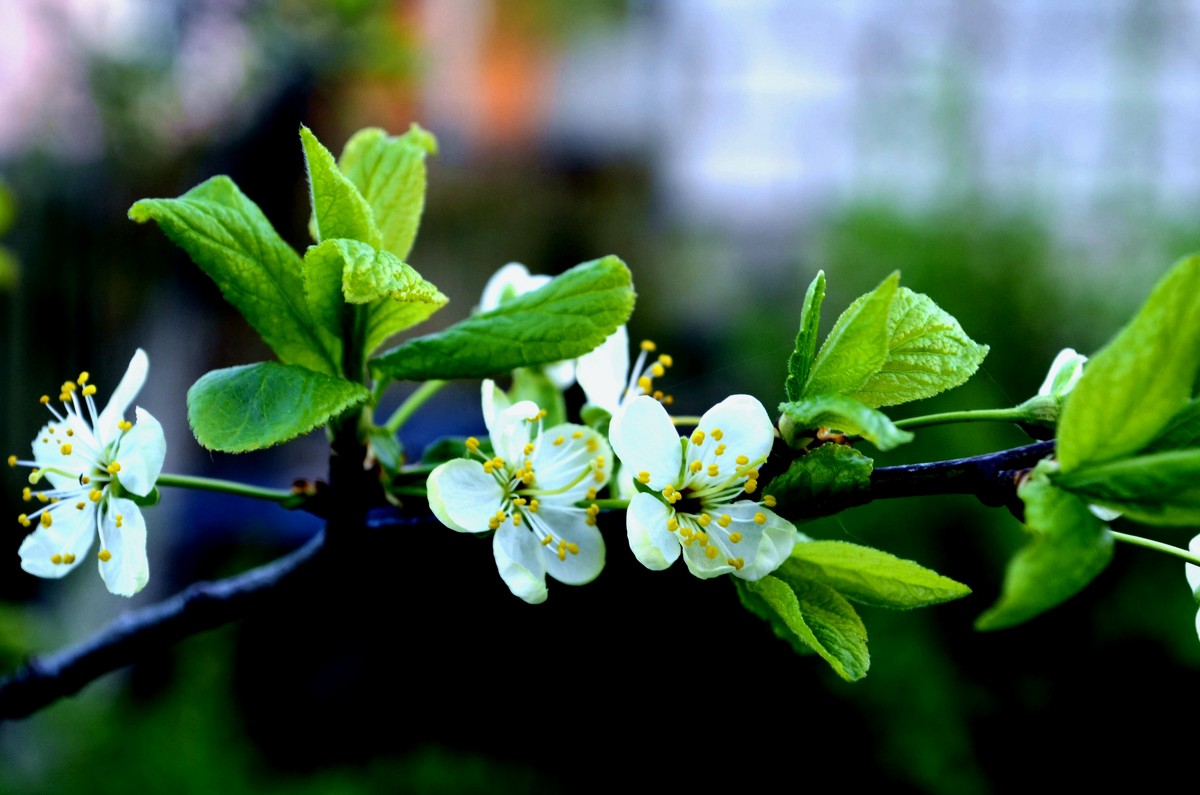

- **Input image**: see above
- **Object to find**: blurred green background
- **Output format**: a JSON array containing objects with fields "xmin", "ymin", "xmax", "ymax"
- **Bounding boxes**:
[{"xmin": 3, "ymin": 1, "xmax": 1200, "ymax": 792}]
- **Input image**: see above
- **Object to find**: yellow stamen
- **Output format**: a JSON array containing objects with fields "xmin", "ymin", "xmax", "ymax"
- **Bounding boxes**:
[
  {"xmin": 6, "ymin": 455, "xmax": 15, "ymax": 467},
  {"xmin": 40, "ymin": 513, "xmax": 52, "ymax": 528},
  {"xmin": 557, "ymin": 539, "xmax": 568, "ymax": 561},
  {"xmin": 512, "ymin": 497, "xmax": 527, "ymax": 506},
  {"xmin": 80, "ymin": 476, "xmax": 90, "ymax": 485},
  {"xmin": 711, "ymin": 429, "xmax": 724, "ymax": 441},
  {"xmin": 66, "ymin": 429, "xmax": 75, "ymax": 436},
  {"xmin": 529, "ymin": 499, "xmax": 540, "ymax": 513},
  {"xmin": 512, "ymin": 512, "xmax": 522, "ymax": 526},
  {"xmin": 483, "ymin": 461, "xmax": 496, "ymax": 474},
  {"xmin": 566, "ymin": 542, "xmax": 579, "ymax": 555},
  {"xmin": 658, "ymin": 354, "xmax": 673, "ymax": 367},
  {"xmin": 706, "ymin": 545, "xmax": 719, "ymax": 560},
  {"xmin": 667, "ymin": 517, "xmax": 679, "ymax": 531},
  {"xmin": 696, "ymin": 531, "xmax": 709, "ymax": 545},
  {"xmin": 763, "ymin": 494, "xmax": 777, "ymax": 508},
  {"xmin": 718, "ymin": 514, "xmax": 732, "ymax": 528},
  {"xmin": 689, "ymin": 461, "xmax": 702, "ymax": 474},
  {"xmin": 586, "ymin": 487, "xmax": 598, "ymax": 500},
  {"xmin": 82, "ymin": 385, "xmax": 97, "ymax": 397},
  {"xmin": 60, "ymin": 443, "xmax": 73, "ymax": 455},
  {"xmin": 729, "ymin": 532, "xmax": 743, "ymax": 543},
  {"xmin": 21, "ymin": 487, "xmax": 31, "ymax": 501},
  {"xmin": 698, "ymin": 513, "xmax": 711, "ymax": 527},
  {"xmin": 690, "ymin": 429, "xmax": 705, "ymax": 445},
  {"xmin": 553, "ymin": 435, "xmax": 564, "ymax": 446},
  {"xmin": 39, "ymin": 395, "xmax": 50, "ymax": 405},
  {"xmin": 728, "ymin": 557, "xmax": 745, "ymax": 571},
  {"xmin": 107, "ymin": 462, "xmax": 121, "ymax": 474},
  {"xmin": 707, "ymin": 464, "xmax": 719, "ymax": 477},
  {"xmin": 640, "ymin": 340, "xmax": 657, "ymax": 352},
  {"xmin": 754, "ymin": 512, "xmax": 767, "ymax": 525},
  {"xmin": 637, "ymin": 376, "xmax": 653, "ymax": 392},
  {"xmin": 586, "ymin": 438, "xmax": 599, "ymax": 453},
  {"xmin": 75, "ymin": 502, "xmax": 85, "ymax": 510},
  {"xmin": 51, "ymin": 554, "xmax": 63, "ymax": 565},
  {"xmin": 524, "ymin": 442, "xmax": 535, "ymax": 456},
  {"xmin": 77, "ymin": 371, "xmax": 89, "ymax": 385},
  {"xmin": 465, "ymin": 436, "xmax": 480, "ymax": 451},
  {"xmin": 18, "ymin": 514, "xmax": 30, "ymax": 527},
  {"xmin": 99, "ymin": 550, "xmax": 112, "ymax": 562},
  {"xmin": 735, "ymin": 454, "xmax": 749, "ymax": 465},
  {"xmin": 714, "ymin": 444, "xmax": 726, "ymax": 456},
  {"xmin": 89, "ymin": 489, "xmax": 103, "ymax": 502},
  {"xmin": 637, "ymin": 471, "xmax": 651, "ymax": 484},
  {"xmin": 541, "ymin": 535, "xmax": 554, "ymax": 546},
  {"xmin": 651, "ymin": 363, "xmax": 665, "ymax": 377},
  {"xmin": 744, "ymin": 480, "xmax": 758, "ymax": 494},
  {"xmin": 63, "ymin": 553, "xmax": 76, "ymax": 564},
  {"xmin": 592, "ymin": 470, "xmax": 604, "ymax": 483}
]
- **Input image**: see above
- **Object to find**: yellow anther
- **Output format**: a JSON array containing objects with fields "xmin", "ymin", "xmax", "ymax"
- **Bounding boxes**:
[
  {"xmin": 483, "ymin": 460, "xmax": 496, "ymax": 474},
  {"xmin": 718, "ymin": 514, "xmax": 732, "ymax": 528},
  {"xmin": 735, "ymin": 454, "xmax": 749, "ymax": 465},
  {"xmin": 66, "ymin": 429, "xmax": 75, "ymax": 436},
  {"xmin": 689, "ymin": 461, "xmax": 702, "ymax": 474},
  {"xmin": 557, "ymin": 539, "xmax": 568, "ymax": 561},
  {"xmin": 663, "ymin": 395, "xmax": 674, "ymax": 405},
  {"xmin": 714, "ymin": 444, "xmax": 726, "ymax": 456},
  {"xmin": 566, "ymin": 542, "xmax": 579, "ymax": 555},
  {"xmin": 667, "ymin": 517, "xmax": 679, "ymax": 532},
  {"xmin": 51, "ymin": 554, "xmax": 63, "ymax": 565},
  {"xmin": 680, "ymin": 526, "xmax": 694, "ymax": 539},
  {"xmin": 75, "ymin": 502, "xmax": 85, "ymax": 510},
  {"xmin": 89, "ymin": 489, "xmax": 103, "ymax": 502},
  {"xmin": 6, "ymin": 455, "xmax": 15, "ymax": 467},
  {"xmin": 80, "ymin": 476, "xmax": 90, "ymax": 485},
  {"xmin": 62, "ymin": 381, "xmax": 77, "ymax": 393},
  {"xmin": 586, "ymin": 487, "xmax": 597, "ymax": 500},
  {"xmin": 82, "ymin": 385, "xmax": 97, "ymax": 397},
  {"xmin": 651, "ymin": 363, "xmax": 665, "ymax": 378},
  {"xmin": 63, "ymin": 553, "xmax": 76, "ymax": 564},
  {"xmin": 637, "ymin": 376, "xmax": 653, "ymax": 392},
  {"xmin": 729, "ymin": 531, "xmax": 743, "ymax": 543},
  {"xmin": 595, "ymin": 455, "xmax": 606, "ymax": 467},
  {"xmin": 21, "ymin": 487, "xmax": 30, "ymax": 501},
  {"xmin": 528, "ymin": 471, "xmax": 540, "ymax": 485},
  {"xmin": 763, "ymin": 494, "xmax": 777, "ymax": 508},
  {"xmin": 512, "ymin": 512, "xmax": 522, "ymax": 526},
  {"xmin": 637, "ymin": 471, "xmax": 651, "ymax": 484},
  {"xmin": 49, "ymin": 497, "xmax": 59, "ymax": 504},
  {"xmin": 39, "ymin": 395, "xmax": 50, "ymax": 405},
  {"xmin": 40, "ymin": 513, "xmax": 52, "ymax": 528},
  {"xmin": 60, "ymin": 443, "xmax": 73, "ymax": 455},
  {"xmin": 465, "ymin": 436, "xmax": 480, "ymax": 451},
  {"xmin": 529, "ymin": 499, "xmax": 540, "ymax": 513},
  {"xmin": 652, "ymin": 390, "xmax": 664, "ymax": 400},
  {"xmin": 696, "ymin": 531, "xmax": 709, "ymax": 546},
  {"xmin": 488, "ymin": 518, "xmax": 500, "ymax": 530},
  {"xmin": 671, "ymin": 491, "xmax": 682, "ymax": 503},
  {"xmin": 553, "ymin": 435, "xmax": 564, "ymax": 446},
  {"xmin": 586, "ymin": 515, "xmax": 597, "ymax": 526},
  {"xmin": 99, "ymin": 549, "xmax": 112, "ymax": 562},
  {"xmin": 744, "ymin": 480, "xmax": 758, "ymax": 494},
  {"xmin": 640, "ymin": 340, "xmax": 657, "ymax": 352},
  {"xmin": 587, "ymin": 504, "xmax": 600, "ymax": 516},
  {"xmin": 17, "ymin": 514, "xmax": 30, "ymax": 527},
  {"xmin": 658, "ymin": 354, "xmax": 673, "ymax": 367},
  {"xmin": 690, "ymin": 429, "xmax": 705, "ymax": 445},
  {"xmin": 662, "ymin": 484, "xmax": 676, "ymax": 499},
  {"xmin": 728, "ymin": 557, "xmax": 745, "ymax": 571},
  {"xmin": 747, "ymin": 469, "xmax": 759, "ymax": 480},
  {"xmin": 78, "ymin": 371, "xmax": 89, "ymax": 385},
  {"xmin": 572, "ymin": 431, "xmax": 584, "ymax": 439},
  {"xmin": 706, "ymin": 545, "xmax": 720, "ymax": 560},
  {"xmin": 754, "ymin": 512, "xmax": 767, "ymax": 525},
  {"xmin": 107, "ymin": 462, "xmax": 121, "ymax": 474},
  {"xmin": 586, "ymin": 438, "xmax": 599, "ymax": 453},
  {"xmin": 698, "ymin": 513, "xmax": 711, "ymax": 527},
  {"xmin": 115, "ymin": 514, "xmax": 124, "ymax": 528},
  {"xmin": 707, "ymin": 464, "xmax": 719, "ymax": 477},
  {"xmin": 541, "ymin": 535, "xmax": 554, "ymax": 546},
  {"xmin": 512, "ymin": 497, "xmax": 527, "ymax": 506},
  {"xmin": 524, "ymin": 442, "xmax": 535, "ymax": 456},
  {"xmin": 490, "ymin": 457, "xmax": 505, "ymax": 469}
]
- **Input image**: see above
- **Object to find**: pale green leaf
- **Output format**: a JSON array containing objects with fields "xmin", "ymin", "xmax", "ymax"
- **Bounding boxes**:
[
  {"xmin": 129, "ymin": 177, "xmax": 336, "ymax": 375},
  {"xmin": 850, "ymin": 287, "xmax": 989, "ymax": 408},
  {"xmin": 1053, "ymin": 449, "xmax": 1200, "ymax": 526},
  {"xmin": 187, "ymin": 362, "xmax": 370, "ymax": 452},
  {"xmin": 976, "ymin": 475, "xmax": 1113, "ymax": 630},
  {"xmin": 785, "ymin": 270, "xmax": 826, "ymax": 402},
  {"xmin": 764, "ymin": 442, "xmax": 873, "ymax": 520},
  {"xmin": 779, "ymin": 541, "xmax": 971, "ymax": 609},
  {"xmin": 300, "ymin": 126, "xmax": 380, "ymax": 247},
  {"xmin": 339, "ymin": 124, "xmax": 437, "ymax": 261},
  {"xmin": 734, "ymin": 578, "xmax": 816, "ymax": 657},
  {"xmin": 371, "ymin": 255, "xmax": 634, "ymax": 382},
  {"xmin": 1057, "ymin": 254, "xmax": 1200, "ymax": 471},
  {"xmin": 780, "ymin": 394, "xmax": 913, "ymax": 451},
  {"xmin": 742, "ymin": 575, "xmax": 870, "ymax": 681},
  {"xmin": 803, "ymin": 272, "xmax": 899, "ymax": 398},
  {"xmin": 1143, "ymin": 400, "xmax": 1200, "ymax": 453}
]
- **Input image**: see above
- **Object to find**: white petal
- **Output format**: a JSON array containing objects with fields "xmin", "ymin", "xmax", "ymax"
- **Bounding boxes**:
[
  {"xmin": 30, "ymin": 420, "xmax": 92, "ymax": 491},
  {"xmin": 113, "ymin": 408, "xmax": 166, "ymax": 497},
  {"xmin": 1038, "ymin": 348, "xmax": 1087, "ymax": 398},
  {"xmin": 609, "ymin": 396, "xmax": 683, "ymax": 491},
  {"xmin": 626, "ymin": 493, "xmax": 681, "ymax": 571},
  {"xmin": 97, "ymin": 349, "xmax": 149, "ymax": 448},
  {"xmin": 536, "ymin": 504, "xmax": 606, "ymax": 585},
  {"xmin": 491, "ymin": 401, "xmax": 539, "ymax": 463},
  {"xmin": 18, "ymin": 504, "xmax": 97, "ymax": 579},
  {"xmin": 481, "ymin": 379, "xmax": 511, "ymax": 440},
  {"xmin": 1186, "ymin": 535, "xmax": 1200, "ymax": 595},
  {"xmin": 478, "ymin": 263, "xmax": 550, "ymax": 311},
  {"xmin": 543, "ymin": 359, "xmax": 577, "ymax": 391},
  {"xmin": 532, "ymin": 423, "xmax": 610, "ymax": 505},
  {"xmin": 693, "ymin": 395, "xmax": 774, "ymax": 470},
  {"xmin": 680, "ymin": 533, "xmax": 734, "ymax": 579},
  {"xmin": 735, "ymin": 506, "xmax": 798, "ymax": 580},
  {"xmin": 493, "ymin": 521, "xmax": 548, "ymax": 604},
  {"xmin": 427, "ymin": 460, "xmax": 505, "ymax": 533},
  {"xmin": 576, "ymin": 326, "xmax": 630, "ymax": 414},
  {"xmin": 97, "ymin": 498, "xmax": 149, "ymax": 597}
]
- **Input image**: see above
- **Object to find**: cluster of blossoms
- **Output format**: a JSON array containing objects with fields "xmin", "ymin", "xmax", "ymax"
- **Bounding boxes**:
[{"xmin": 8, "ymin": 350, "xmax": 165, "ymax": 597}]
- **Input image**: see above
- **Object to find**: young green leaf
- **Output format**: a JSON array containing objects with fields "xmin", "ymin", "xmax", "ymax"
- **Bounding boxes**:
[
  {"xmin": 370, "ymin": 255, "xmax": 635, "ymax": 382},
  {"xmin": 785, "ymin": 270, "xmax": 826, "ymax": 402},
  {"xmin": 779, "ymin": 394, "xmax": 913, "ymax": 451},
  {"xmin": 339, "ymin": 124, "xmax": 437, "ymax": 261},
  {"xmin": 187, "ymin": 362, "xmax": 370, "ymax": 452},
  {"xmin": 849, "ymin": 287, "xmax": 989, "ymax": 408},
  {"xmin": 742, "ymin": 575, "xmax": 870, "ymax": 681},
  {"xmin": 1142, "ymin": 400, "xmax": 1200, "ymax": 453},
  {"xmin": 764, "ymin": 442, "xmax": 873, "ymax": 520},
  {"xmin": 803, "ymin": 271, "xmax": 899, "ymax": 398},
  {"xmin": 734, "ymin": 578, "xmax": 816, "ymax": 657},
  {"xmin": 300, "ymin": 126, "xmax": 380, "ymax": 247},
  {"xmin": 976, "ymin": 475, "xmax": 1113, "ymax": 631},
  {"xmin": 1053, "ymin": 449, "xmax": 1200, "ymax": 526},
  {"xmin": 129, "ymin": 177, "xmax": 336, "ymax": 375},
  {"xmin": 1057, "ymin": 254, "xmax": 1200, "ymax": 471},
  {"xmin": 778, "ymin": 541, "xmax": 971, "ymax": 609}
]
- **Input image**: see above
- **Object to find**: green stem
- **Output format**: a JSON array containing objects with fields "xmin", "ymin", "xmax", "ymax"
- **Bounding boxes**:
[
  {"xmin": 578, "ymin": 498, "xmax": 628, "ymax": 510},
  {"xmin": 894, "ymin": 407, "xmax": 1029, "ymax": 431},
  {"xmin": 384, "ymin": 380, "xmax": 448, "ymax": 435},
  {"xmin": 155, "ymin": 473, "xmax": 295, "ymax": 503},
  {"xmin": 670, "ymin": 415, "xmax": 702, "ymax": 427},
  {"xmin": 1112, "ymin": 531, "xmax": 1200, "ymax": 567}
]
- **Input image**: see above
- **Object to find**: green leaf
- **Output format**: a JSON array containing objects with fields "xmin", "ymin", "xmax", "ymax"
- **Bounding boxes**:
[
  {"xmin": 508, "ymin": 368, "xmax": 567, "ymax": 428},
  {"xmin": 1057, "ymin": 254, "xmax": 1200, "ymax": 471},
  {"xmin": 742, "ymin": 575, "xmax": 870, "ymax": 681},
  {"xmin": 976, "ymin": 475, "xmax": 1113, "ymax": 630},
  {"xmin": 803, "ymin": 272, "xmax": 899, "ymax": 398},
  {"xmin": 421, "ymin": 435, "xmax": 492, "ymax": 465},
  {"xmin": 301, "ymin": 126, "xmax": 380, "ymax": 247},
  {"xmin": 849, "ymin": 287, "xmax": 989, "ymax": 408},
  {"xmin": 764, "ymin": 442, "xmax": 873, "ymax": 519},
  {"xmin": 130, "ymin": 177, "xmax": 336, "ymax": 375},
  {"xmin": 371, "ymin": 255, "xmax": 635, "ymax": 382},
  {"xmin": 779, "ymin": 541, "xmax": 971, "ymax": 609},
  {"xmin": 187, "ymin": 362, "xmax": 370, "ymax": 452},
  {"xmin": 339, "ymin": 124, "xmax": 437, "ymax": 261},
  {"xmin": 1053, "ymin": 449, "xmax": 1200, "ymax": 526},
  {"xmin": 1143, "ymin": 400, "xmax": 1200, "ymax": 453},
  {"xmin": 779, "ymin": 394, "xmax": 913, "ymax": 451},
  {"xmin": 734, "ymin": 578, "xmax": 816, "ymax": 657},
  {"xmin": 785, "ymin": 270, "xmax": 826, "ymax": 402}
]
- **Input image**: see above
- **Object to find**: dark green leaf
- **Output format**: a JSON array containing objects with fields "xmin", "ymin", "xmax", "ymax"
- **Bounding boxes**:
[
  {"xmin": 1053, "ymin": 449, "xmax": 1200, "ymax": 526},
  {"xmin": 1143, "ymin": 400, "xmax": 1200, "ymax": 453},
  {"xmin": 187, "ymin": 362, "xmax": 370, "ymax": 452},
  {"xmin": 785, "ymin": 270, "xmax": 826, "ymax": 402},
  {"xmin": 779, "ymin": 541, "xmax": 971, "ymax": 609},
  {"xmin": 421, "ymin": 435, "xmax": 493, "ymax": 465},
  {"xmin": 764, "ymin": 442, "xmax": 873, "ymax": 520}
]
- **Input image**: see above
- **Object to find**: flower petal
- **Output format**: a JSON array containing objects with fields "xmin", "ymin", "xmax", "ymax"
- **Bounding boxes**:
[
  {"xmin": 18, "ymin": 504, "xmax": 96, "ymax": 579},
  {"xmin": 97, "ymin": 349, "xmax": 149, "ymax": 448},
  {"xmin": 576, "ymin": 325, "xmax": 630, "ymax": 415},
  {"xmin": 532, "ymin": 423, "xmax": 610, "ymax": 505},
  {"xmin": 1187, "ymin": 534, "xmax": 1200, "ymax": 595},
  {"xmin": 478, "ymin": 263, "xmax": 549, "ymax": 312},
  {"xmin": 493, "ymin": 520, "xmax": 549, "ymax": 604},
  {"xmin": 427, "ymin": 459, "xmax": 505, "ymax": 533},
  {"xmin": 492, "ymin": 401, "xmax": 539, "ymax": 463},
  {"xmin": 609, "ymin": 395, "xmax": 683, "ymax": 491},
  {"xmin": 31, "ymin": 420, "xmax": 92, "ymax": 491},
  {"xmin": 535, "ymin": 504, "xmax": 606, "ymax": 585},
  {"xmin": 481, "ymin": 379, "xmax": 511, "ymax": 441},
  {"xmin": 690, "ymin": 394, "xmax": 773, "ymax": 472},
  {"xmin": 626, "ymin": 493, "xmax": 681, "ymax": 571},
  {"xmin": 97, "ymin": 498, "xmax": 149, "ymax": 597},
  {"xmin": 734, "ymin": 506, "xmax": 798, "ymax": 580},
  {"xmin": 113, "ymin": 408, "xmax": 166, "ymax": 497}
]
